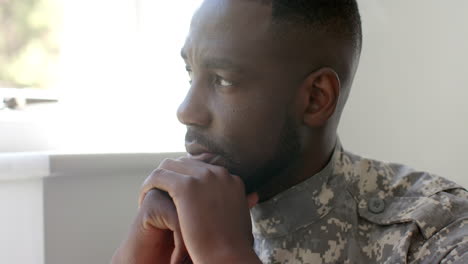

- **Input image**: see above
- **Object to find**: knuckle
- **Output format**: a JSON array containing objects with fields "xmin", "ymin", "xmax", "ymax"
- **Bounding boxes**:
[
  {"xmin": 149, "ymin": 167, "xmax": 166, "ymax": 178},
  {"xmin": 139, "ymin": 168, "xmax": 169, "ymax": 199},
  {"xmin": 141, "ymin": 168, "xmax": 165, "ymax": 189},
  {"xmin": 159, "ymin": 158, "xmax": 175, "ymax": 169},
  {"xmin": 139, "ymin": 188, "xmax": 156, "ymax": 207}
]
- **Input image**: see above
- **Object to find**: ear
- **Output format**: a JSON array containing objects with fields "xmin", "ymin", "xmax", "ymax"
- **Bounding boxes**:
[{"xmin": 299, "ymin": 68, "xmax": 340, "ymax": 127}]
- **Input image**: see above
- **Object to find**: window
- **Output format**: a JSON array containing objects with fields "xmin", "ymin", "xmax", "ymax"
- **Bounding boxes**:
[
  {"xmin": 0, "ymin": 0, "xmax": 61, "ymax": 89},
  {"xmin": 1, "ymin": 0, "xmax": 202, "ymax": 153}
]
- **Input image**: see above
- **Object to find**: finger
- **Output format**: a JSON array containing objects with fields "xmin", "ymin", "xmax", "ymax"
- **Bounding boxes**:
[
  {"xmin": 141, "ymin": 189, "xmax": 189, "ymax": 264},
  {"xmin": 170, "ymin": 229, "xmax": 189, "ymax": 264},
  {"xmin": 162, "ymin": 157, "xmax": 226, "ymax": 178},
  {"xmin": 247, "ymin": 192, "xmax": 259, "ymax": 209},
  {"xmin": 141, "ymin": 189, "xmax": 179, "ymax": 231},
  {"xmin": 138, "ymin": 168, "xmax": 188, "ymax": 207},
  {"xmin": 164, "ymin": 158, "xmax": 241, "ymax": 187}
]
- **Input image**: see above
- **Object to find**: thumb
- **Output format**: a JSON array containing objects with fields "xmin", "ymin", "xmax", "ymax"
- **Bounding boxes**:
[
  {"xmin": 170, "ymin": 228, "xmax": 190, "ymax": 264},
  {"xmin": 142, "ymin": 189, "xmax": 190, "ymax": 264},
  {"xmin": 141, "ymin": 189, "xmax": 177, "ymax": 230},
  {"xmin": 247, "ymin": 192, "xmax": 259, "ymax": 209}
]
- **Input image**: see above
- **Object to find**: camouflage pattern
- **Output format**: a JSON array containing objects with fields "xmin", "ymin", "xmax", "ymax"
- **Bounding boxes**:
[{"xmin": 251, "ymin": 140, "xmax": 468, "ymax": 263}]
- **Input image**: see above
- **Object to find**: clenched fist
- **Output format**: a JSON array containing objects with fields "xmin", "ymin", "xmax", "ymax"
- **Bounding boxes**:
[{"xmin": 112, "ymin": 157, "xmax": 260, "ymax": 264}]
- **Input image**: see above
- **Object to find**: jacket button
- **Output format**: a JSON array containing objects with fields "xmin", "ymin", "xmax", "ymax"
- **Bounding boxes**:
[{"xmin": 368, "ymin": 197, "xmax": 385, "ymax": 214}]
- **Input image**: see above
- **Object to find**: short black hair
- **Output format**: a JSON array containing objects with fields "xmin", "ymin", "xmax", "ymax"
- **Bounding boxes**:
[{"xmin": 267, "ymin": 0, "xmax": 362, "ymax": 50}]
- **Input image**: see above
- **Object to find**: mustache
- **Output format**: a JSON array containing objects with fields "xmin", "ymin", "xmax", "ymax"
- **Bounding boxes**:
[{"xmin": 185, "ymin": 129, "xmax": 226, "ymax": 156}]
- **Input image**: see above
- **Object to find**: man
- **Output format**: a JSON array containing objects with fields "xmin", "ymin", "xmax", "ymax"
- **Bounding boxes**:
[{"xmin": 112, "ymin": 0, "xmax": 468, "ymax": 263}]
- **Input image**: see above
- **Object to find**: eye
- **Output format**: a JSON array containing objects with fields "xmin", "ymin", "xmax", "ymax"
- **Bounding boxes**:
[{"xmin": 214, "ymin": 75, "xmax": 233, "ymax": 87}]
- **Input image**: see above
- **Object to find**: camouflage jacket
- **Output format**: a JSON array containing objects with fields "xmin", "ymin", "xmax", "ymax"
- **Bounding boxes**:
[{"xmin": 251, "ymin": 140, "xmax": 468, "ymax": 263}]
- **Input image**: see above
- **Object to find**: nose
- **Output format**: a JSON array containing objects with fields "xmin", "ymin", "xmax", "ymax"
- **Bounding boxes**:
[{"xmin": 177, "ymin": 85, "xmax": 212, "ymax": 128}]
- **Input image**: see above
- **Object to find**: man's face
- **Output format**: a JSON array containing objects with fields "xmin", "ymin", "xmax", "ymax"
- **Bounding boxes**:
[{"xmin": 178, "ymin": 0, "xmax": 304, "ymax": 193}]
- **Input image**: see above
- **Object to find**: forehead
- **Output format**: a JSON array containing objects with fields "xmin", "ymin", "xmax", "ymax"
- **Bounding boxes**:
[
  {"xmin": 193, "ymin": 0, "xmax": 272, "ymax": 34},
  {"xmin": 183, "ymin": 0, "xmax": 275, "ymax": 61}
]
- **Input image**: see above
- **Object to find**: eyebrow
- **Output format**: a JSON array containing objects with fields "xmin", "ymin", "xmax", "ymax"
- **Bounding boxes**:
[{"xmin": 181, "ymin": 49, "xmax": 245, "ymax": 73}]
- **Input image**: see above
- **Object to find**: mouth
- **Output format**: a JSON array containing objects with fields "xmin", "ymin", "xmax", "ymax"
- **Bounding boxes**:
[{"xmin": 185, "ymin": 142, "xmax": 222, "ymax": 164}]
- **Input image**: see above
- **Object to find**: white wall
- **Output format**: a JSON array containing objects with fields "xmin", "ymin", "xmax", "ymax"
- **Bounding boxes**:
[
  {"xmin": 0, "ymin": 152, "xmax": 181, "ymax": 264},
  {"xmin": 339, "ymin": 0, "xmax": 468, "ymax": 187},
  {"xmin": 43, "ymin": 152, "xmax": 182, "ymax": 264},
  {"xmin": 0, "ymin": 179, "xmax": 44, "ymax": 264}
]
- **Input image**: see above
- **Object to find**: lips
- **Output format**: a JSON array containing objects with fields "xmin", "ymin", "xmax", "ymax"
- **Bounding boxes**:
[
  {"xmin": 185, "ymin": 142, "xmax": 220, "ymax": 163},
  {"xmin": 185, "ymin": 142, "xmax": 217, "ymax": 159}
]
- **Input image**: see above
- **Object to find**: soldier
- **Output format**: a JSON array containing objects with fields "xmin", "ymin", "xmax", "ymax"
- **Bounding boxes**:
[{"xmin": 112, "ymin": 0, "xmax": 468, "ymax": 263}]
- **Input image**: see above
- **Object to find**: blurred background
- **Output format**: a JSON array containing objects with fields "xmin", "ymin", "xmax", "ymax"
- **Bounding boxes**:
[
  {"xmin": 1, "ymin": 0, "xmax": 202, "ymax": 153},
  {"xmin": 1, "ymin": 0, "xmax": 467, "ymax": 263}
]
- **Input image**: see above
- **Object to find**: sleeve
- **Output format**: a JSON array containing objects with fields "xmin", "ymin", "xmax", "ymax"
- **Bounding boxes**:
[
  {"xmin": 411, "ymin": 188, "xmax": 468, "ymax": 264},
  {"xmin": 441, "ymin": 244, "xmax": 468, "ymax": 264}
]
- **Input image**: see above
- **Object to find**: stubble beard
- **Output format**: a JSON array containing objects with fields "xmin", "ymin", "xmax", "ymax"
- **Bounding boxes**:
[
  {"xmin": 233, "ymin": 116, "xmax": 301, "ymax": 194},
  {"xmin": 185, "ymin": 114, "xmax": 301, "ymax": 194}
]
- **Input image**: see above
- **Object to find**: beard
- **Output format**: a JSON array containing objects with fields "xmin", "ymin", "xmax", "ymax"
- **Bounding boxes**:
[
  {"xmin": 240, "ymin": 116, "xmax": 301, "ymax": 193},
  {"xmin": 185, "ymin": 115, "xmax": 301, "ymax": 194}
]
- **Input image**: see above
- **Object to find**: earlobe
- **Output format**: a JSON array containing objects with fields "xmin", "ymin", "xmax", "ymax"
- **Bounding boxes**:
[{"xmin": 302, "ymin": 68, "xmax": 340, "ymax": 127}]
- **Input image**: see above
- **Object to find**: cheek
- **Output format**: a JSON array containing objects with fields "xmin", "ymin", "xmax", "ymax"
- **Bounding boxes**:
[{"xmin": 214, "ymin": 96, "xmax": 288, "ymax": 161}]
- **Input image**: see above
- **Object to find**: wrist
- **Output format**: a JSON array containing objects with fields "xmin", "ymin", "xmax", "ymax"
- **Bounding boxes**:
[{"xmin": 111, "ymin": 216, "xmax": 172, "ymax": 264}]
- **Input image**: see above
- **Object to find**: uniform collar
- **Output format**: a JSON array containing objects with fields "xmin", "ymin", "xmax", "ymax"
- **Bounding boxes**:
[{"xmin": 250, "ymin": 139, "xmax": 343, "ymax": 238}]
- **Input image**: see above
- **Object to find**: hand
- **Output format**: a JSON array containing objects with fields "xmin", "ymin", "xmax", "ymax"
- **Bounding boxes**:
[
  {"xmin": 139, "ymin": 157, "xmax": 260, "ymax": 264},
  {"xmin": 111, "ymin": 188, "xmax": 190, "ymax": 264}
]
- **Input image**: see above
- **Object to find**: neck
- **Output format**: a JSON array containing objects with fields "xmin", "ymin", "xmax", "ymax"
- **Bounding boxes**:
[{"xmin": 256, "ymin": 133, "xmax": 337, "ymax": 202}]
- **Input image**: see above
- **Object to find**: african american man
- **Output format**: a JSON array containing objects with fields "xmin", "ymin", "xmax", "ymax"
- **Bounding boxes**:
[{"xmin": 112, "ymin": 0, "xmax": 468, "ymax": 263}]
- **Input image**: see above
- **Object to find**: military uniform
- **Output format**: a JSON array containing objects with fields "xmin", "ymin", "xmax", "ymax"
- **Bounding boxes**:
[{"xmin": 251, "ymin": 140, "xmax": 468, "ymax": 263}]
